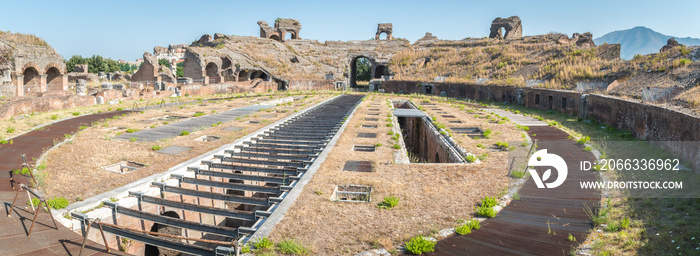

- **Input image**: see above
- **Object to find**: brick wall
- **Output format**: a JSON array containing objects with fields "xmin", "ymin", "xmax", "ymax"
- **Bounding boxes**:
[{"xmin": 383, "ymin": 80, "xmax": 700, "ymax": 168}]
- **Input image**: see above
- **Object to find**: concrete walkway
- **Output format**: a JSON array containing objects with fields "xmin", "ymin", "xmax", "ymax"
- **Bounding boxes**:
[
  {"xmin": 483, "ymin": 108, "xmax": 548, "ymax": 126},
  {"xmin": 116, "ymin": 105, "xmax": 272, "ymax": 142}
]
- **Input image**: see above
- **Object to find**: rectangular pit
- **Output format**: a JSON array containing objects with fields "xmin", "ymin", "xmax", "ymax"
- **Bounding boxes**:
[
  {"xmin": 194, "ymin": 135, "xmax": 221, "ymax": 142},
  {"xmin": 102, "ymin": 161, "xmax": 146, "ymax": 174},
  {"xmin": 352, "ymin": 145, "xmax": 376, "ymax": 152},
  {"xmin": 393, "ymin": 100, "xmax": 465, "ymax": 163},
  {"xmin": 331, "ymin": 185, "xmax": 372, "ymax": 202}
]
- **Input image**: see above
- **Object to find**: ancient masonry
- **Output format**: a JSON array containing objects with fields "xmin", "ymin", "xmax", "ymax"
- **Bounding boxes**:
[
  {"xmin": 375, "ymin": 23, "xmax": 393, "ymax": 40},
  {"xmin": 488, "ymin": 16, "xmax": 523, "ymax": 40},
  {"xmin": 257, "ymin": 18, "xmax": 302, "ymax": 42},
  {"xmin": 0, "ymin": 36, "xmax": 67, "ymax": 97}
]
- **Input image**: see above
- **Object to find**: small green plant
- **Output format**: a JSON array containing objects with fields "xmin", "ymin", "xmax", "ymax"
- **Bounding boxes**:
[
  {"xmin": 583, "ymin": 146, "xmax": 592, "ymax": 152},
  {"xmin": 72, "ymin": 112, "xmax": 80, "ymax": 116},
  {"xmin": 46, "ymin": 197, "xmax": 69, "ymax": 209},
  {"xmin": 314, "ymin": 190, "xmax": 323, "ymax": 195},
  {"xmin": 568, "ymin": 233, "xmax": 576, "ymax": 241},
  {"xmin": 50, "ymin": 114, "xmax": 58, "ymax": 120},
  {"xmin": 129, "ymin": 137, "xmax": 138, "ymax": 142},
  {"xmin": 483, "ymin": 129, "xmax": 493, "ymax": 138},
  {"xmin": 577, "ymin": 136, "xmax": 590, "ymax": 145},
  {"xmin": 375, "ymin": 143, "xmax": 382, "ymax": 147},
  {"xmin": 78, "ymin": 126, "xmax": 87, "ymax": 131},
  {"xmin": 276, "ymin": 239, "xmax": 310, "ymax": 255},
  {"xmin": 476, "ymin": 143, "xmax": 485, "ymax": 149},
  {"xmin": 512, "ymin": 193, "xmax": 520, "ymax": 200},
  {"xmin": 386, "ymin": 123, "xmax": 393, "ymax": 127},
  {"xmin": 193, "ymin": 112, "xmax": 205, "ymax": 117},
  {"xmin": 0, "ymin": 137, "xmax": 8, "ymax": 144},
  {"xmin": 619, "ymin": 216, "xmax": 630, "ymax": 229},
  {"xmin": 455, "ymin": 219, "xmax": 481, "ymax": 235},
  {"xmin": 511, "ymin": 170, "xmax": 528, "ymax": 178},
  {"xmin": 150, "ymin": 125, "xmax": 156, "ymax": 128},
  {"xmin": 516, "ymin": 124, "xmax": 529, "ymax": 131},
  {"xmin": 405, "ymin": 236, "xmax": 436, "ymax": 255},
  {"xmin": 377, "ymin": 196, "xmax": 399, "ymax": 209},
  {"xmin": 125, "ymin": 128, "xmax": 139, "ymax": 133},
  {"xmin": 605, "ymin": 221, "xmax": 620, "ymax": 232},
  {"xmin": 392, "ymin": 144, "xmax": 401, "ymax": 149},
  {"xmin": 465, "ymin": 154, "xmax": 477, "ymax": 163},
  {"xmin": 179, "ymin": 130, "xmax": 190, "ymax": 136},
  {"xmin": 116, "ymin": 108, "xmax": 123, "ymax": 111},
  {"xmin": 13, "ymin": 167, "xmax": 31, "ymax": 175},
  {"xmin": 253, "ymin": 237, "xmax": 273, "ymax": 250},
  {"xmin": 481, "ymin": 196, "xmax": 497, "ymax": 208},
  {"xmin": 475, "ymin": 205, "xmax": 496, "ymax": 218},
  {"xmin": 240, "ymin": 245, "xmax": 251, "ymax": 253},
  {"xmin": 152, "ymin": 145, "xmax": 163, "ymax": 151},
  {"xmin": 6, "ymin": 126, "xmax": 15, "ymax": 133},
  {"xmin": 495, "ymin": 141, "xmax": 510, "ymax": 150}
]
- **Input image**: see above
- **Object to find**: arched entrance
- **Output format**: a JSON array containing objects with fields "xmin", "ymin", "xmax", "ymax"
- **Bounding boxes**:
[
  {"xmin": 269, "ymin": 35, "xmax": 280, "ymax": 41},
  {"xmin": 250, "ymin": 70, "xmax": 269, "ymax": 81},
  {"xmin": 350, "ymin": 56, "xmax": 372, "ymax": 88},
  {"xmin": 205, "ymin": 62, "xmax": 219, "ymax": 83},
  {"xmin": 46, "ymin": 67, "xmax": 61, "ymax": 85},
  {"xmin": 373, "ymin": 65, "xmax": 386, "ymax": 79},
  {"xmin": 23, "ymin": 67, "xmax": 40, "ymax": 85}
]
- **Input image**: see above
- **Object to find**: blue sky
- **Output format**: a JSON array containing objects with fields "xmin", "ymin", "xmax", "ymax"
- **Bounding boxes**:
[{"xmin": 1, "ymin": 0, "xmax": 698, "ymax": 60}]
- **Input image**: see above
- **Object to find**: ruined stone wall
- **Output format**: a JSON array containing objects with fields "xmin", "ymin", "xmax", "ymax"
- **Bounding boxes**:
[
  {"xmin": 383, "ymin": 80, "xmax": 700, "ymax": 168},
  {"xmin": 0, "ymin": 95, "xmax": 95, "ymax": 119},
  {"xmin": 288, "ymin": 80, "xmax": 333, "ymax": 91}
]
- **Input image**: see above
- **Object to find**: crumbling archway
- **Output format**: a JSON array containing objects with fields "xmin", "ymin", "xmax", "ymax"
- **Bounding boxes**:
[
  {"xmin": 373, "ymin": 65, "xmax": 387, "ymax": 79},
  {"xmin": 45, "ymin": 67, "xmax": 61, "ymax": 85},
  {"xmin": 22, "ymin": 66, "xmax": 40, "ymax": 85},
  {"xmin": 269, "ymin": 35, "xmax": 280, "ymax": 41}
]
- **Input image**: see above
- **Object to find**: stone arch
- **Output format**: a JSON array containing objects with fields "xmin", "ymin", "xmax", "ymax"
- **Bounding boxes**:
[
  {"xmin": 205, "ymin": 62, "xmax": 219, "ymax": 77},
  {"xmin": 349, "ymin": 55, "xmax": 375, "ymax": 88},
  {"xmin": 45, "ymin": 67, "xmax": 61, "ymax": 85},
  {"xmin": 375, "ymin": 23, "xmax": 393, "ymax": 40},
  {"xmin": 20, "ymin": 62, "xmax": 42, "ymax": 75},
  {"xmin": 373, "ymin": 64, "xmax": 387, "ymax": 79},
  {"xmin": 488, "ymin": 16, "xmax": 522, "ymax": 40},
  {"xmin": 250, "ymin": 70, "xmax": 269, "ymax": 81},
  {"xmin": 269, "ymin": 34, "xmax": 280, "ymax": 41},
  {"xmin": 22, "ymin": 65, "xmax": 40, "ymax": 85}
]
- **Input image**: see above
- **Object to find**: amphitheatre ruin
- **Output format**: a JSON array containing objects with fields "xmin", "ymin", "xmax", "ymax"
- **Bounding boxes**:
[{"xmin": 0, "ymin": 14, "xmax": 699, "ymax": 256}]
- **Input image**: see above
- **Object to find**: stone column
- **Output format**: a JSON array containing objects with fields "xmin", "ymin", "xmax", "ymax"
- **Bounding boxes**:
[
  {"xmin": 40, "ymin": 74, "xmax": 47, "ymax": 92},
  {"xmin": 16, "ymin": 75, "xmax": 25, "ymax": 97},
  {"xmin": 203, "ymin": 75, "xmax": 209, "ymax": 85},
  {"xmin": 76, "ymin": 79, "xmax": 87, "ymax": 96}
]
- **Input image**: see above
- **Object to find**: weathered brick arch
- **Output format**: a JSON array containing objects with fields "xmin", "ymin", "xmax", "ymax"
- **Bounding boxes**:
[
  {"xmin": 20, "ymin": 62, "xmax": 43, "ymax": 75},
  {"xmin": 44, "ymin": 62, "xmax": 65, "ymax": 74}
]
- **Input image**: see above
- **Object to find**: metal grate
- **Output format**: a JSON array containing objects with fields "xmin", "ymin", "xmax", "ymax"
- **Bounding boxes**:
[
  {"xmin": 357, "ymin": 133, "xmax": 377, "ymax": 138},
  {"xmin": 441, "ymin": 115, "xmax": 456, "ymax": 118},
  {"xmin": 353, "ymin": 145, "xmax": 376, "ymax": 152},
  {"xmin": 222, "ymin": 126, "xmax": 244, "ymax": 132},
  {"xmin": 366, "ymin": 112, "xmax": 380, "ymax": 116},
  {"xmin": 361, "ymin": 124, "xmax": 378, "ymax": 129},
  {"xmin": 343, "ymin": 161, "xmax": 373, "ymax": 172},
  {"xmin": 448, "ymin": 120, "xmax": 463, "ymax": 124},
  {"xmin": 365, "ymin": 118, "xmax": 379, "ymax": 121},
  {"xmin": 368, "ymin": 108, "xmax": 380, "ymax": 111}
]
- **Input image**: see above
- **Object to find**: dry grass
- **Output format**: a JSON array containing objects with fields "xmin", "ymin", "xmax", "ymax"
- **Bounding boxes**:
[
  {"xmin": 39, "ymin": 93, "xmax": 333, "ymax": 202},
  {"xmin": 269, "ymin": 94, "xmax": 519, "ymax": 255},
  {"xmin": 0, "ymin": 30, "xmax": 48, "ymax": 46}
]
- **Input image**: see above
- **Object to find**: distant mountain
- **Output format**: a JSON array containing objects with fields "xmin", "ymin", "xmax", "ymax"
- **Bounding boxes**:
[{"xmin": 594, "ymin": 26, "xmax": 700, "ymax": 60}]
